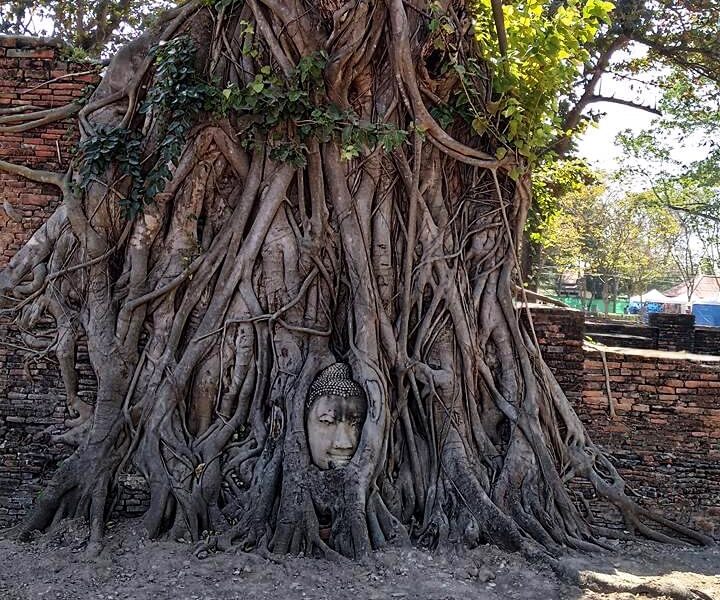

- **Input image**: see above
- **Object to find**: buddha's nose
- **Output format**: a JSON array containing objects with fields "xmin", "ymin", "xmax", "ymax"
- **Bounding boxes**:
[{"xmin": 334, "ymin": 424, "xmax": 355, "ymax": 450}]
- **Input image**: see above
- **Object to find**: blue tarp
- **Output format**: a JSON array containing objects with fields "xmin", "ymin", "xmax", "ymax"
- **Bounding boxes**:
[{"xmin": 692, "ymin": 303, "xmax": 720, "ymax": 326}]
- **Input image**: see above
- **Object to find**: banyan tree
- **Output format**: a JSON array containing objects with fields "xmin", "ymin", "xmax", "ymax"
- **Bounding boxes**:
[{"xmin": 0, "ymin": 0, "xmax": 711, "ymax": 562}]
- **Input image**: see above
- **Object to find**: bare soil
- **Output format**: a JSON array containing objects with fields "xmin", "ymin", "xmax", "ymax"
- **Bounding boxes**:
[{"xmin": 0, "ymin": 519, "xmax": 717, "ymax": 600}]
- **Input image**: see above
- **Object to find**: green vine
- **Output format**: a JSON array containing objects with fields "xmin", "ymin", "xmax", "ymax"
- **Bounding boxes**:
[
  {"xmin": 78, "ymin": 36, "xmax": 214, "ymax": 215},
  {"xmin": 214, "ymin": 51, "xmax": 408, "ymax": 167},
  {"xmin": 78, "ymin": 40, "xmax": 408, "ymax": 215}
]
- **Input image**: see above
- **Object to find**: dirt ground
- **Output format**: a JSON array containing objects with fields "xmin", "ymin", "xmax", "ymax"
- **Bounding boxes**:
[{"xmin": 0, "ymin": 519, "xmax": 717, "ymax": 600}]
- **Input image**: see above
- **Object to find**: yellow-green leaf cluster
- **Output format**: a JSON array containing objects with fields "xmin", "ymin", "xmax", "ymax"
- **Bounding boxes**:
[{"xmin": 473, "ymin": 0, "xmax": 614, "ymax": 161}]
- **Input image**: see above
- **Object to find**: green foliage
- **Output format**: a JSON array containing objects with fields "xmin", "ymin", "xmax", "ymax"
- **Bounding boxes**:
[
  {"xmin": 269, "ymin": 141, "xmax": 308, "ymax": 168},
  {"xmin": 79, "ymin": 43, "xmax": 409, "ymax": 214},
  {"xmin": 471, "ymin": 0, "xmax": 614, "ymax": 161},
  {"xmin": 528, "ymin": 157, "xmax": 597, "ymax": 245},
  {"xmin": 78, "ymin": 125, "xmax": 142, "ymax": 189},
  {"xmin": 140, "ymin": 37, "xmax": 216, "ymax": 205},
  {"xmin": 79, "ymin": 36, "xmax": 213, "ymax": 215},
  {"xmin": 615, "ymin": 99, "xmax": 720, "ymax": 279},
  {"xmin": 613, "ymin": 1, "xmax": 720, "ymax": 84},
  {"xmin": 617, "ymin": 66, "xmax": 720, "ymax": 193},
  {"xmin": 615, "ymin": 93, "xmax": 720, "ymax": 233},
  {"xmin": 539, "ymin": 177, "xmax": 681, "ymax": 295},
  {"xmin": 58, "ymin": 45, "xmax": 94, "ymax": 63},
  {"xmin": 214, "ymin": 51, "xmax": 408, "ymax": 167}
]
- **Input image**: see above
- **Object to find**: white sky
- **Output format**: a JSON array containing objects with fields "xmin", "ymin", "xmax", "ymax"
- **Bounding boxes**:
[
  {"xmin": 575, "ymin": 44, "xmax": 661, "ymax": 172},
  {"xmin": 576, "ymin": 102, "xmax": 656, "ymax": 172}
]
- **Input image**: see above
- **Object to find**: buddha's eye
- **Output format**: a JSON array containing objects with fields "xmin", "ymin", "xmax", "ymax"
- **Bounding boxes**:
[{"xmin": 318, "ymin": 416, "xmax": 335, "ymax": 425}]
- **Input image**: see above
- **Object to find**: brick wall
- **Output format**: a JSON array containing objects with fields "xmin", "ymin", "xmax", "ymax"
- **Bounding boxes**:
[
  {"xmin": 0, "ymin": 323, "xmax": 96, "ymax": 524},
  {"xmin": 583, "ymin": 314, "xmax": 720, "ymax": 357},
  {"xmin": 648, "ymin": 313, "xmax": 696, "ymax": 352},
  {"xmin": 530, "ymin": 305, "xmax": 720, "ymax": 536},
  {"xmin": 585, "ymin": 319, "xmax": 658, "ymax": 350},
  {"xmin": 526, "ymin": 306, "xmax": 585, "ymax": 402},
  {"xmin": 695, "ymin": 327, "xmax": 720, "ymax": 356},
  {"xmin": 0, "ymin": 36, "xmax": 101, "ymax": 525},
  {"xmin": 579, "ymin": 350, "xmax": 720, "ymax": 536},
  {"xmin": 0, "ymin": 35, "xmax": 98, "ymax": 267}
]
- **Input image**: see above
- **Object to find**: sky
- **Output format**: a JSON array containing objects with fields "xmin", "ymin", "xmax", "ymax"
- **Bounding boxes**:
[
  {"xmin": 575, "ymin": 102, "xmax": 656, "ymax": 172},
  {"xmin": 574, "ymin": 44, "xmax": 662, "ymax": 173}
]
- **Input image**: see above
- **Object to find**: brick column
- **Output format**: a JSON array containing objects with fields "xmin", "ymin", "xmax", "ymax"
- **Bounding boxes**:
[
  {"xmin": 649, "ymin": 313, "xmax": 695, "ymax": 352},
  {"xmin": 526, "ymin": 306, "xmax": 585, "ymax": 403}
]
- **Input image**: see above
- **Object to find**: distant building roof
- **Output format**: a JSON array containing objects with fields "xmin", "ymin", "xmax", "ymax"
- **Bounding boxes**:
[
  {"xmin": 629, "ymin": 289, "xmax": 685, "ymax": 304},
  {"xmin": 663, "ymin": 275, "xmax": 720, "ymax": 301}
]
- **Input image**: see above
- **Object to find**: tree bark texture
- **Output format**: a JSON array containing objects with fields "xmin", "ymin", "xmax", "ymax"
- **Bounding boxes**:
[{"xmin": 0, "ymin": 0, "xmax": 711, "ymax": 561}]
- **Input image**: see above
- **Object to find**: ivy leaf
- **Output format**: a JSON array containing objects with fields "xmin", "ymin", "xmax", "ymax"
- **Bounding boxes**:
[
  {"xmin": 340, "ymin": 144, "xmax": 360, "ymax": 161},
  {"xmin": 471, "ymin": 117, "xmax": 487, "ymax": 135}
]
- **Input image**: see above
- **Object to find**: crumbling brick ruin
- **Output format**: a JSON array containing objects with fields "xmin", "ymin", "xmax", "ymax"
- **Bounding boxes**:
[
  {"xmin": 0, "ymin": 36, "xmax": 98, "ymax": 266},
  {"xmin": 532, "ymin": 307, "xmax": 720, "ymax": 538}
]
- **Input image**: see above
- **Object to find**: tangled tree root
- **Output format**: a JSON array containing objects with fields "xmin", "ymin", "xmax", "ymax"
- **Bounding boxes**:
[{"xmin": 0, "ymin": 0, "xmax": 713, "ymax": 566}]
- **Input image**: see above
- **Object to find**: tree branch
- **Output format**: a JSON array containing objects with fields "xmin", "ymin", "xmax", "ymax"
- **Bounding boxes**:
[
  {"xmin": 587, "ymin": 94, "xmax": 661, "ymax": 115},
  {"xmin": 553, "ymin": 35, "xmax": 628, "ymax": 156},
  {"xmin": 490, "ymin": 0, "xmax": 508, "ymax": 57}
]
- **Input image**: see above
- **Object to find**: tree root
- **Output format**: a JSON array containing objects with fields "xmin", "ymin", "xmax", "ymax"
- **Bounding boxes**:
[{"xmin": 1, "ymin": 0, "xmax": 714, "ymax": 568}]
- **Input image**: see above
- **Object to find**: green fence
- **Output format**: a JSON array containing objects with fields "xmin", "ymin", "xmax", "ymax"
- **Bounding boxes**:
[{"xmin": 553, "ymin": 296, "xmax": 631, "ymax": 315}]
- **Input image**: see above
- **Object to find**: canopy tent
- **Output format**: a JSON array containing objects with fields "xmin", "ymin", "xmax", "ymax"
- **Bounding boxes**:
[
  {"xmin": 692, "ymin": 292, "xmax": 720, "ymax": 305},
  {"xmin": 629, "ymin": 289, "xmax": 686, "ymax": 304}
]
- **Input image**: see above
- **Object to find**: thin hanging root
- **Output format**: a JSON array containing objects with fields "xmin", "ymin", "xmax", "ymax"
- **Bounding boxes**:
[{"xmin": 0, "ymin": 102, "xmax": 82, "ymax": 132}]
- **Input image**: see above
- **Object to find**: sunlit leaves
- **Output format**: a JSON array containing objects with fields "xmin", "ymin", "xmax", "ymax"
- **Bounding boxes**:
[
  {"xmin": 472, "ymin": 0, "xmax": 614, "ymax": 162},
  {"xmin": 528, "ymin": 157, "xmax": 597, "ymax": 245},
  {"xmin": 539, "ymin": 177, "xmax": 680, "ymax": 293}
]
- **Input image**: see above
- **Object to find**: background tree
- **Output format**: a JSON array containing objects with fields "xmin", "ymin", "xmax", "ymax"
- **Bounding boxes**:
[
  {"xmin": 616, "ymin": 72, "xmax": 720, "ymax": 296},
  {"xmin": 0, "ymin": 0, "xmax": 173, "ymax": 56},
  {"xmin": 553, "ymin": 1, "xmax": 720, "ymax": 156},
  {"xmin": 517, "ymin": 1, "xmax": 720, "ymax": 288},
  {"xmin": 539, "ymin": 181, "xmax": 679, "ymax": 312},
  {"xmin": 522, "ymin": 158, "xmax": 597, "ymax": 289},
  {"xmin": 0, "ymin": 0, "xmax": 711, "ymax": 570}
]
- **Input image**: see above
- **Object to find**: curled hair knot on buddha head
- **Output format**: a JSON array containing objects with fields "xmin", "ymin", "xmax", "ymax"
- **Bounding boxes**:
[{"xmin": 306, "ymin": 362, "xmax": 365, "ymax": 408}]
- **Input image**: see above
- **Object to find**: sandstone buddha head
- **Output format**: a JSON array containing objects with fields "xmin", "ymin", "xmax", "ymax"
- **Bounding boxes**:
[{"xmin": 305, "ymin": 363, "xmax": 366, "ymax": 470}]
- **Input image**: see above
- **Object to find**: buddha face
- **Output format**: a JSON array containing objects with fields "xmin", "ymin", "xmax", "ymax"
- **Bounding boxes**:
[{"xmin": 306, "ymin": 393, "xmax": 366, "ymax": 470}]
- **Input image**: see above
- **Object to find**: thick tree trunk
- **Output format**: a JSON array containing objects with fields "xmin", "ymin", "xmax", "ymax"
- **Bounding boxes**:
[{"xmin": 0, "ymin": 0, "xmax": 711, "ymax": 562}]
